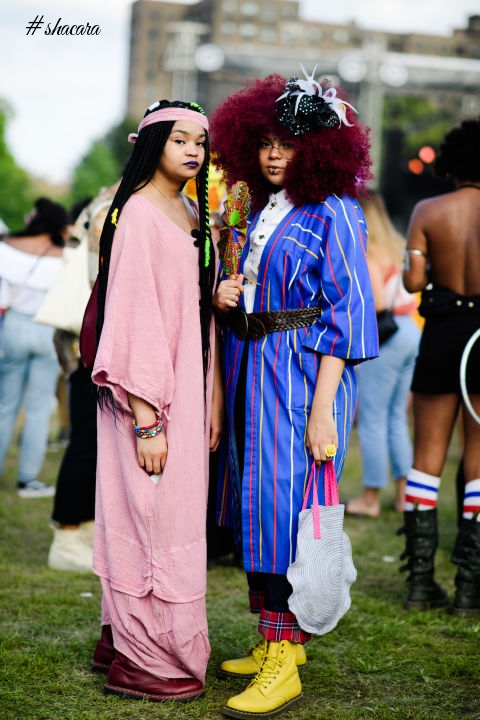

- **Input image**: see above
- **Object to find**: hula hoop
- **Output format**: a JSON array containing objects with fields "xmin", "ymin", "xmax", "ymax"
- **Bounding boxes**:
[{"xmin": 460, "ymin": 327, "xmax": 480, "ymax": 425}]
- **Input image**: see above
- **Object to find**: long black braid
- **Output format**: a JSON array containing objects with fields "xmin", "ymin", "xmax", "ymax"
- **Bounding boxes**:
[{"xmin": 96, "ymin": 100, "xmax": 215, "ymax": 414}]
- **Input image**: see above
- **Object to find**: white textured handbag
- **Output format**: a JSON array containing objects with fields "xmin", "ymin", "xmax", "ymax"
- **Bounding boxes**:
[
  {"xmin": 35, "ymin": 238, "xmax": 91, "ymax": 335},
  {"xmin": 287, "ymin": 461, "xmax": 357, "ymax": 635}
]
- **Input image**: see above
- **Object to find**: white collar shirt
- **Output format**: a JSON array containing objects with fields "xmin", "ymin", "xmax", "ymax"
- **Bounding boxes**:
[{"xmin": 243, "ymin": 189, "xmax": 293, "ymax": 313}]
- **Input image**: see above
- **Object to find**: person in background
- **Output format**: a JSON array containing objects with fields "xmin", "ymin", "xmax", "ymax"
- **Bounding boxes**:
[
  {"xmin": 47, "ymin": 197, "xmax": 96, "ymax": 453},
  {"xmin": 0, "ymin": 198, "xmax": 68, "ymax": 497},
  {"xmin": 400, "ymin": 119, "xmax": 480, "ymax": 615},
  {"xmin": 345, "ymin": 192, "xmax": 420, "ymax": 517},
  {"xmin": 90, "ymin": 100, "xmax": 223, "ymax": 702},
  {"xmin": 210, "ymin": 70, "xmax": 378, "ymax": 718},
  {"xmin": 48, "ymin": 187, "xmax": 118, "ymax": 572}
]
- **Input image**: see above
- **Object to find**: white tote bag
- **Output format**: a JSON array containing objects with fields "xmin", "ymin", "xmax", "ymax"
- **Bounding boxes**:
[
  {"xmin": 287, "ymin": 462, "xmax": 357, "ymax": 635},
  {"xmin": 35, "ymin": 238, "xmax": 91, "ymax": 335}
]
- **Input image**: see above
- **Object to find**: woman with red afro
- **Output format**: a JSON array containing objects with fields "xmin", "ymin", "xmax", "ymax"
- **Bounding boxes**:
[{"xmin": 210, "ymin": 70, "xmax": 379, "ymax": 718}]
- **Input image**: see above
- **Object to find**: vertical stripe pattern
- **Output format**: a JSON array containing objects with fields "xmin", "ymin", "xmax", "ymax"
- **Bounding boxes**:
[{"xmin": 218, "ymin": 195, "xmax": 378, "ymax": 574}]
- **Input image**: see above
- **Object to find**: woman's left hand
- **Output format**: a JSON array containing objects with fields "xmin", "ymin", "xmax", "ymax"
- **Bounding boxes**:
[{"xmin": 306, "ymin": 406, "xmax": 338, "ymax": 465}]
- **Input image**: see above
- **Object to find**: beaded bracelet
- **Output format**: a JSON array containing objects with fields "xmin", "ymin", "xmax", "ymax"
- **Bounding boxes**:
[{"xmin": 132, "ymin": 417, "xmax": 163, "ymax": 439}]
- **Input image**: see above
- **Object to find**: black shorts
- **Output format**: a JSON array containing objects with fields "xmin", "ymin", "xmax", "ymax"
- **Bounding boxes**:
[{"xmin": 411, "ymin": 313, "xmax": 480, "ymax": 394}]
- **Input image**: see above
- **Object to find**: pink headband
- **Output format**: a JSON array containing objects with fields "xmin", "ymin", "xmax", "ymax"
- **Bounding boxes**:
[{"xmin": 128, "ymin": 107, "xmax": 209, "ymax": 143}]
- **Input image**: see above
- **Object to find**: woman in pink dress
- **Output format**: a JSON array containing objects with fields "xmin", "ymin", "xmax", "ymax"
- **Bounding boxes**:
[{"xmin": 89, "ymin": 100, "xmax": 222, "ymax": 702}]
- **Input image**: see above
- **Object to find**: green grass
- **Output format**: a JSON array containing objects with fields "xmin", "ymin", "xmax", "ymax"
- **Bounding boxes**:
[{"xmin": 1, "ymin": 421, "xmax": 479, "ymax": 719}]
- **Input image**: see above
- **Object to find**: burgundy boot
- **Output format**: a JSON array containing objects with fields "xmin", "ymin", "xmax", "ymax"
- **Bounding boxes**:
[
  {"xmin": 91, "ymin": 624, "xmax": 115, "ymax": 673},
  {"xmin": 104, "ymin": 651, "xmax": 204, "ymax": 702}
]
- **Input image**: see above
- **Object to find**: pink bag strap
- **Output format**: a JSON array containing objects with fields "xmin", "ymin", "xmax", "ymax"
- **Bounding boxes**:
[
  {"xmin": 302, "ymin": 465, "xmax": 321, "ymax": 538},
  {"xmin": 302, "ymin": 461, "xmax": 339, "ymax": 539},
  {"xmin": 323, "ymin": 460, "xmax": 339, "ymax": 506}
]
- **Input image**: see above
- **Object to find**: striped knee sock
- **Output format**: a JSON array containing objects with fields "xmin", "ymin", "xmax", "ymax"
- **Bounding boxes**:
[
  {"xmin": 404, "ymin": 468, "xmax": 441, "ymax": 511},
  {"xmin": 463, "ymin": 479, "xmax": 480, "ymax": 521}
]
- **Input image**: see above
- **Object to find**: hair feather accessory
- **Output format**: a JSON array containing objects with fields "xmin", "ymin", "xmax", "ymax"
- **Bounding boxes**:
[{"xmin": 276, "ymin": 63, "xmax": 357, "ymax": 135}]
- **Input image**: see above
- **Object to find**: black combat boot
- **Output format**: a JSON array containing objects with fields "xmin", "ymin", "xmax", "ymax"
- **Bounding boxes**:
[
  {"xmin": 397, "ymin": 508, "xmax": 449, "ymax": 610},
  {"xmin": 451, "ymin": 517, "xmax": 480, "ymax": 617}
]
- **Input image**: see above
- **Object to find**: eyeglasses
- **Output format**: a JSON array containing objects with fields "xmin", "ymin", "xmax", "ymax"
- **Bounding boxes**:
[{"xmin": 259, "ymin": 139, "xmax": 295, "ymax": 154}]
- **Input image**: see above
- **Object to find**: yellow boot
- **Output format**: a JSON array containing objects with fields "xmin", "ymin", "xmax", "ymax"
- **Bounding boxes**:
[
  {"xmin": 218, "ymin": 638, "xmax": 307, "ymax": 679},
  {"xmin": 222, "ymin": 640, "xmax": 302, "ymax": 718}
]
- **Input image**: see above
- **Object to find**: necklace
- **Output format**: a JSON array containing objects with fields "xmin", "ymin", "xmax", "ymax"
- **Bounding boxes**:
[
  {"xmin": 459, "ymin": 184, "xmax": 480, "ymax": 191},
  {"xmin": 150, "ymin": 180, "xmax": 194, "ymax": 232}
]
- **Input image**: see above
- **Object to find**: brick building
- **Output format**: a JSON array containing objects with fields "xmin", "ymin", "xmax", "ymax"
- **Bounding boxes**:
[{"xmin": 126, "ymin": 1, "xmax": 480, "ymax": 209}]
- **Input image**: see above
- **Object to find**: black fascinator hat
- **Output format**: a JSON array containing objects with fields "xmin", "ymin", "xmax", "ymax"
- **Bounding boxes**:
[{"xmin": 276, "ymin": 64, "xmax": 357, "ymax": 136}]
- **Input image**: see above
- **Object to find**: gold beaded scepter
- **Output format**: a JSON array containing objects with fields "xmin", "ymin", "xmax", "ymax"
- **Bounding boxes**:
[{"xmin": 217, "ymin": 181, "xmax": 259, "ymax": 284}]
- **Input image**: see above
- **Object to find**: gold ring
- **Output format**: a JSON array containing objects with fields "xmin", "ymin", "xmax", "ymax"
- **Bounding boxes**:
[{"xmin": 325, "ymin": 444, "xmax": 337, "ymax": 458}]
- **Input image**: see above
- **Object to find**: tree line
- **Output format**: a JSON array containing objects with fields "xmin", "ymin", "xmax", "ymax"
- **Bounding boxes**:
[{"xmin": 0, "ymin": 102, "xmax": 136, "ymax": 230}]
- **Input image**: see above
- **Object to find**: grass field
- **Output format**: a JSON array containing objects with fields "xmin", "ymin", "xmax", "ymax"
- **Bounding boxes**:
[{"xmin": 0, "ymin": 419, "xmax": 478, "ymax": 719}]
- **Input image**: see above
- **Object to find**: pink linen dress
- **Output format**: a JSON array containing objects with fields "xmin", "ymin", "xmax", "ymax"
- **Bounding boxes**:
[{"xmin": 92, "ymin": 194, "xmax": 213, "ymax": 682}]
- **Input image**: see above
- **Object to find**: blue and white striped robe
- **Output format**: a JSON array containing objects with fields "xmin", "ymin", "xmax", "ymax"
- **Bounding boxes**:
[{"xmin": 218, "ymin": 194, "xmax": 379, "ymax": 574}]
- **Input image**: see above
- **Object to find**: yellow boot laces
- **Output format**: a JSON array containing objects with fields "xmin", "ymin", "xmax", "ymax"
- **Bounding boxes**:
[{"xmin": 250, "ymin": 647, "xmax": 285, "ymax": 689}]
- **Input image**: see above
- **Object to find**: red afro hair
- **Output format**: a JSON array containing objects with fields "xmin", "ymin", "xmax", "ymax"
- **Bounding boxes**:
[{"xmin": 210, "ymin": 74, "xmax": 372, "ymax": 212}]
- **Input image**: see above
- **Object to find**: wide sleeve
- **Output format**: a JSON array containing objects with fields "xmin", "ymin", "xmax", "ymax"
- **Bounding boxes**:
[
  {"xmin": 92, "ymin": 202, "xmax": 175, "ymax": 417},
  {"xmin": 302, "ymin": 196, "xmax": 379, "ymax": 363}
]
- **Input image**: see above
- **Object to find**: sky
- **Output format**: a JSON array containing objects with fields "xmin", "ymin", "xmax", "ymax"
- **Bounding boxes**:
[{"xmin": 0, "ymin": 0, "xmax": 478, "ymax": 186}]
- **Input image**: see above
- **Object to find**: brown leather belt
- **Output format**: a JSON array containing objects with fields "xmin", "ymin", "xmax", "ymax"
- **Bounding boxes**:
[{"xmin": 227, "ymin": 305, "xmax": 321, "ymax": 341}]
